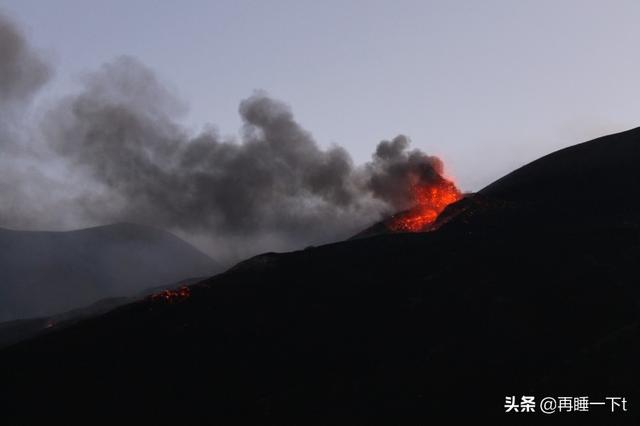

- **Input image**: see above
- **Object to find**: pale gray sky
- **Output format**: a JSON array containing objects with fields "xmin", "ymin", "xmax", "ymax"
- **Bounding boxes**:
[{"xmin": 2, "ymin": 0, "xmax": 639, "ymax": 191}]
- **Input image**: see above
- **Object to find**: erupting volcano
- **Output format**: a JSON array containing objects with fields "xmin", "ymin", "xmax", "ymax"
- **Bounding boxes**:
[{"xmin": 388, "ymin": 177, "xmax": 461, "ymax": 232}]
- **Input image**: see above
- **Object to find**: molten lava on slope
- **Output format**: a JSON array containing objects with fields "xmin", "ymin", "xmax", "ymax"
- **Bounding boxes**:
[
  {"xmin": 150, "ymin": 286, "xmax": 191, "ymax": 303},
  {"xmin": 388, "ymin": 177, "xmax": 461, "ymax": 232}
]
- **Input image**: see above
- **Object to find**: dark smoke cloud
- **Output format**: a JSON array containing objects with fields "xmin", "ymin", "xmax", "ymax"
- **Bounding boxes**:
[
  {"xmin": 0, "ymin": 12, "xmax": 51, "ymax": 149},
  {"xmin": 1, "ymin": 15, "xmax": 453, "ymax": 263},
  {"xmin": 0, "ymin": 13, "xmax": 50, "ymax": 107},
  {"xmin": 366, "ymin": 135, "xmax": 446, "ymax": 211},
  {"xmin": 0, "ymin": 13, "xmax": 61, "ymax": 231}
]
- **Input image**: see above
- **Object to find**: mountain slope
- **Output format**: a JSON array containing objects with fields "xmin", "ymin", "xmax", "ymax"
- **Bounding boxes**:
[
  {"xmin": 3, "ymin": 129, "xmax": 640, "ymax": 424},
  {"xmin": 356, "ymin": 126, "xmax": 640, "ymax": 238},
  {"xmin": 0, "ymin": 222, "xmax": 221, "ymax": 321}
]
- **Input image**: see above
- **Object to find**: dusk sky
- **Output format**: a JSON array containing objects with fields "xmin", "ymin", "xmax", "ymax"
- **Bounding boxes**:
[{"xmin": 3, "ymin": 0, "xmax": 640, "ymax": 191}]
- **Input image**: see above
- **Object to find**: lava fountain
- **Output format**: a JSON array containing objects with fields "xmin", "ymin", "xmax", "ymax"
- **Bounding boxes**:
[{"xmin": 388, "ymin": 176, "xmax": 461, "ymax": 232}]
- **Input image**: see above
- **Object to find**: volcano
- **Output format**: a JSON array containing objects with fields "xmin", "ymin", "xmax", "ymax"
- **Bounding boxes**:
[{"xmin": 3, "ymin": 128, "xmax": 640, "ymax": 424}]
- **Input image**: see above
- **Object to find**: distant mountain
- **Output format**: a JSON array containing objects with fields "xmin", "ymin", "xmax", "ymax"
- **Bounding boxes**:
[
  {"xmin": 0, "ymin": 276, "xmax": 206, "ymax": 349},
  {"xmin": 3, "ymin": 129, "xmax": 640, "ymax": 424},
  {"xmin": 0, "ymin": 222, "xmax": 221, "ymax": 321}
]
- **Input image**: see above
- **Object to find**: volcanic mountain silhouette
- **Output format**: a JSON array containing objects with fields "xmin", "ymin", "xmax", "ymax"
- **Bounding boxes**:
[
  {"xmin": 0, "ymin": 223, "xmax": 220, "ymax": 321},
  {"xmin": 3, "ymin": 128, "xmax": 640, "ymax": 424}
]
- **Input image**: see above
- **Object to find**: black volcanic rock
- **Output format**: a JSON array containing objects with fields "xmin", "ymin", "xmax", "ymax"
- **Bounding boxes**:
[
  {"xmin": 476, "ymin": 127, "xmax": 640, "ymax": 228},
  {"xmin": 3, "ymin": 129, "xmax": 640, "ymax": 424},
  {"xmin": 482, "ymin": 127, "xmax": 640, "ymax": 203},
  {"xmin": 0, "ymin": 222, "xmax": 221, "ymax": 321}
]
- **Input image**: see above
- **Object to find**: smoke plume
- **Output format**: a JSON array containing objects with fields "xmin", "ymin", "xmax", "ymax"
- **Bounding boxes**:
[
  {"xmin": 0, "ymin": 14, "xmax": 50, "ymax": 109},
  {"xmin": 0, "ymin": 14, "xmax": 453, "ymax": 263}
]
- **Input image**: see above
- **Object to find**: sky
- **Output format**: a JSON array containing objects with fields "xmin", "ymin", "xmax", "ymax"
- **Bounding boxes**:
[
  {"xmin": 3, "ymin": 0, "xmax": 640, "ymax": 192},
  {"xmin": 3, "ymin": 0, "xmax": 640, "ymax": 264}
]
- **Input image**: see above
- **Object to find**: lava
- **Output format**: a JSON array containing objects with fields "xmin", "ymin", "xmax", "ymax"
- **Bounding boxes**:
[
  {"xmin": 388, "ymin": 178, "xmax": 461, "ymax": 232},
  {"xmin": 150, "ymin": 286, "xmax": 191, "ymax": 303}
]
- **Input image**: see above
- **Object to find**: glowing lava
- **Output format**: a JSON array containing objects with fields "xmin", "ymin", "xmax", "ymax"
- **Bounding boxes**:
[
  {"xmin": 388, "ymin": 178, "xmax": 461, "ymax": 232},
  {"xmin": 150, "ymin": 286, "xmax": 191, "ymax": 303}
]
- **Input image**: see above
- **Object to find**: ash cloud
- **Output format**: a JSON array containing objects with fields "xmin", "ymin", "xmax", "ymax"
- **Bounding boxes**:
[
  {"xmin": 0, "ymin": 13, "xmax": 62, "ymax": 231},
  {"xmin": 0, "ymin": 13, "xmax": 50, "ymax": 108},
  {"xmin": 0, "ymin": 12, "xmax": 51, "ymax": 145},
  {"xmin": 1, "ymin": 14, "xmax": 453, "ymax": 263},
  {"xmin": 366, "ymin": 135, "xmax": 446, "ymax": 211}
]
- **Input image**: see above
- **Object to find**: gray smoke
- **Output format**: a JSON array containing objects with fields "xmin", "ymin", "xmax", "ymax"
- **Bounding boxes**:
[
  {"xmin": 366, "ymin": 135, "xmax": 446, "ymax": 211},
  {"xmin": 0, "ymin": 12, "xmax": 50, "ymax": 148},
  {"xmin": 0, "ymin": 13, "xmax": 50, "ymax": 109},
  {"xmin": 0, "ymin": 13, "xmax": 62, "ymax": 233},
  {"xmin": 1, "ymin": 15, "xmax": 454, "ymax": 263}
]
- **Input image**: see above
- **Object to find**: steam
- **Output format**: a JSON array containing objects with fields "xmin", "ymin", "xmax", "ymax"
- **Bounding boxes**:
[{"xmin": 0, "ymin": 14, "xmax": 452, "ymax": 263}]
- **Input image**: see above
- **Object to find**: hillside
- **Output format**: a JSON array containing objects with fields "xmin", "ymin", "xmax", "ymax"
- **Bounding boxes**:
[
  {"xmin": 3, "ymin": 129, "xmax": 640, "ymax": 424},
  {"xmin": 0, "ymin": 222, "xmax": 221, "ymax": 321}
]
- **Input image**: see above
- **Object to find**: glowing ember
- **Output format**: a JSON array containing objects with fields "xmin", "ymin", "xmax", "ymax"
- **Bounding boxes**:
[
  {"xmin": 150, "ymin": 286, "xmax": 191, "ymax": 303},
  {"xmin": 388, "ymin": 178, "xmax": 461, "ymax": 232}
]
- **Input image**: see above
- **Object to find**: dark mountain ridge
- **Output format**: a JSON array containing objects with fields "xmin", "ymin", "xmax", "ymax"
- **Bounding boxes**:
[{"xmin": 3, "ymin": 128, "xmax": 640, "ymax": 424}]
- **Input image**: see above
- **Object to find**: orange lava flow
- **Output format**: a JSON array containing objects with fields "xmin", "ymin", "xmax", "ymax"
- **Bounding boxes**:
[
  {"xmin": 150, "ymin": 286, "xmax": 191, "ymax": 303},
  {"xmin": 388, "ymin": 179, "xmax": 461, "ymax": 232}
]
